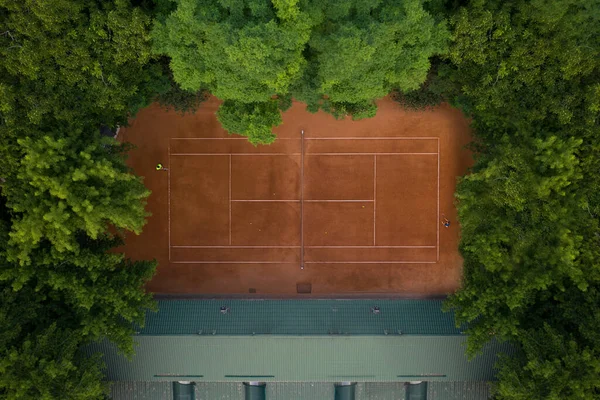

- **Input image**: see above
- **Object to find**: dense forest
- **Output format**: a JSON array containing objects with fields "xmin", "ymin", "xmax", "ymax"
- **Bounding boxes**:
[{"xmin": 0, "ymin": 0, "xmax": 598, "ymax": 398}]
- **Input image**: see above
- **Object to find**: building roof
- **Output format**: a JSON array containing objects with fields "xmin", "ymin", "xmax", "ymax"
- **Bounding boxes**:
[
  {"xmin": 92, "ymin": 299, "xmax": 513, "ymax": 384},
  {"xmin": 96, "ymin": 335, "xmax": 511, "ymax": 382},
  {"xmin": 137, "ymin": 299, "xmax": 464, "ymax": 336},
  {"xmin": 109, "ymin": 381, "xmax": 493, "ymax": 400}
]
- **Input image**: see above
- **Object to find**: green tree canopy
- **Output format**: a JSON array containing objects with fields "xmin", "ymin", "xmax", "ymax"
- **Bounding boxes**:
[
  {"xmin": 492, "ymin": 280, "xmax": 600, "ymax": 399},
  {"xmin": 447, "ymin": 133, "xmax": 598, "ymax": 351},
  {"xmin": 296, "ymin": 0, "xmax": 449, "ymax": 118},
  {"xmin": 153, "ymin": 0, "xmax": 448, "ymax": 139},
  {"xmin": 0, "ymin": 0, "xmax": 168, "ymax": 129},
  {"xmin": 152, "ymin": 0, "xmax": 312, "ymax": 142},
  {"xmin": 0, "ymin": 193, "xmax": 155, "ymax": 398},
  {"xmin": 0, "ymin": 285, "xmax": 108, "ymax": 400},
  {"xmin": 444, "ymin": 0, "xmax": 600, "ymax": 133},
  {"xmin": 152, "ymin": 0, "xmax": 311, "ymax": 101},
  {"xmin": 439, "ymin": 0, "xmax": 600, "ymax": 397},
  {"xmin": 2, "ymin": 126, "xmax": 150, "ymax": 265}
]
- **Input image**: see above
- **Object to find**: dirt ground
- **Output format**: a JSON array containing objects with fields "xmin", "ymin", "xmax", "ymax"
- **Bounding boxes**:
[{"xmin": 119, "ymin": 96, "xmax": 473, "ymax": 296}]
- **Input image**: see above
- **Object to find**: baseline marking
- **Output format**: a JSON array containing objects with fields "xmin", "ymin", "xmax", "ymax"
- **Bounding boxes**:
[
  {"xmin": 437, "ymin": 138, "xmax": 440, "ymax": 261},
  {"xmin": 229, "ymin": 154, "xmax": 232, "ymax": 246},
  {"xmin": 300, "ymin": 129, "xmax": 305, "ymax": 269},
  {"xmin": 168, "ymin": 144, "xmax": 171, "ymax": 262},
  {"xmin": 373, "ymin": 155, "xmax": 377, "ymax": 246}
]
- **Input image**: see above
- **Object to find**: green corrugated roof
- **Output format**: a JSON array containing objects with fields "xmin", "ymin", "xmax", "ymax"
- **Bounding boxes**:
[
  {"xmin": 138, "ymin": 299, "xmax": 463, "ymax": 336},
  {"xmin": 95, "ymin": 335, "xmax": 512, "ymax": 382},
  {"xmin": 109, "ymin": 382, "xmax": 493, "ymax": 400}
]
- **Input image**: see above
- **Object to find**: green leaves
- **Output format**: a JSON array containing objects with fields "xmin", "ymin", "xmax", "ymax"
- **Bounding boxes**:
[
  {"xmin": 153, "ymin": 0, "xmax": 448, "ymax": 138},
  {"xmin": 439, "ymin": 0, "xmax": 600, "ymax": 396},
  {"xmin": 445, "ymin": 0, "xmax": 600, "ymax": 132},
  {"xmin": 217, "ymin": 100, "xmax": 282, "ymax": 145},
  {"xmin": 0, "ymin": 0, "xmax": 166, "ymax": 129},
  {"xmin": 4, "ymin": 130, "xmax": 150, "ymax": 265}
]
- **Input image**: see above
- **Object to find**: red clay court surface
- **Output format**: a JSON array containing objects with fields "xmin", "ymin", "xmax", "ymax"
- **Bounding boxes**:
[{"xmin": 120, "ymin": 96, "xmax": 473, "ymax": 296}]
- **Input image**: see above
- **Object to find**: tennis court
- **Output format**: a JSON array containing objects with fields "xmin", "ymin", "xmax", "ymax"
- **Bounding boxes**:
[{"xmin": 120, "ymin": 96, "xmax": 472, "ymax": 296}]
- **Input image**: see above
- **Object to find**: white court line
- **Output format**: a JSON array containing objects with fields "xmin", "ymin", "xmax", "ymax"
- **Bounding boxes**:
[
  {"xmin": 229, "ymin": 199, "xmax": 374, "ymax": 203},
  {"xmin": 170, "ymin": 245, "xmax": 434, "ymax": 249},
  {"xmin": 305, "ymin": 261, "xmax": 437, "ymax": 264},
  {"xmin": 305, "ymin": 153, "xmax": 438, "ymax": 156},
  {"xmin": 231, "ymin": 199, "xmax": 300, "ymax": 202},
  {"xmin": 229, "ymin": 155, "xmax": 232, "ymax": 246},
  {"xmin": 306, "ymin": 245, "xmax": 436, "ymax": 249},
  {"xmin": 171, "ymin": 261, "xmax": 299, "ymax": 264},
  {"xmin": 170, "ymin": 137, "xmax": 437, "ymax": 140},
  {"xmin": 171, "ymin": 261, "xmax": 435, "ymax": 264},
  {"xmin": 437, "ymin": 138, "xmax": 440, "ymax": 262},
  {"xmin": 373, "ymin": 155, "xmax": 377, "ymax": 246},
  {"xmin": 170, "ymin": 137, "xmax": 300, "ymax": 140},
  {"xmin": 172, "ymin": 246, "xmax": 301, "ymax": 248},
  {"xmin": 168, "ymin": 144, "xmax": 171, "ymax": 262},
  {"xmin": 171, "ymin": 153, "xmax": 438, "ymax": 156},
  {"xmin": 171, "ymin": 153, "xmax": 301, "ymax": 156},
  {"xmin": 304, "ymin": 137, "xmax": 438, "ymax": 140},
  {"xmin": 304, "ymin": 199, "xmax": 373, "ymax": 203},
  {"xmin": 300, "ymin": 129, "xmax": 305, "ymax": 269}
]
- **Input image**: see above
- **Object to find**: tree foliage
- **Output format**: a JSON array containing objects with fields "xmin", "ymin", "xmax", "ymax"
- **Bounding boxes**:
[
  {"xmin": 0, "ymin": 0, "xmax": 168, "ymax": 129},
  {"xmin": 441, "ymin": 0, "xmax": 600, "ymax": 398},
  {"xmin": 153, "ymin": 0, "xmax": 448, "ymax": 138},
  {"xmin": 152, "ymin": 0, "xmax": 311, "ymax": 101},
  {"xmin": 0, "ymin": 192, "xmax": 155, "ymax": 398},
  {"xmin": 0, "ymin": 1, "xmax": 160, "ymax": 397},
  {"xmin": 444, "ymin": 0, "xmax": 600, "ymax": 133},
  {"xmin": 217, "ymin": 100, "xmax": 283, "ymax": 145},
  {"xmin": 152, "ymin": 0, "xmax": 312, "ymax": 142},
  {"xmin": 0, "ymin": 286, "xmax": 107, "ymax": 400},
  {"xmin": 296, "ymin": 0, "xmax": 449, "ymax": 118},
  {"xmin": 2, "ymin": 127, "xmax": 150, "ymax": 265}
]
